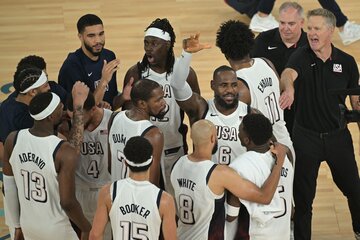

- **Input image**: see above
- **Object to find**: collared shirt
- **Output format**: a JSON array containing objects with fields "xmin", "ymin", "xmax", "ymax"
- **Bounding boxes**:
[
  {"xmin": 286, "ymin": 45, "xmax": 359, "ymax": 132},
  {"xmin": 251, "ymin": 28, "xmax": 308, "ymax": 75}
]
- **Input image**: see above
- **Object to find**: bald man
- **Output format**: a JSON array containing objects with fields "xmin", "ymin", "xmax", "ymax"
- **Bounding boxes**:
[{"xmin": 170, "ymin": 119, "xmax": 286, "ymax": 240}]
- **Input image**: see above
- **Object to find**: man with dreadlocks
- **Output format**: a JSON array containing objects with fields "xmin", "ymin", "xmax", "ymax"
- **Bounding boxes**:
[{"xmin": 121, "ymin": 18, "xmax": 200, "ymax": 195}]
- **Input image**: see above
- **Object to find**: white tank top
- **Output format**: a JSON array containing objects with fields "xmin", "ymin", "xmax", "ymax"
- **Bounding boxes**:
[
  {"xmin": 230, "ymin": 151, "xmax": 294, "ymax": 240},
  {"xmin": 108, "ymin": 111, "xmax": 155, "ymax": 181},
  {"xmin": 141, "ymin": 60, "xmax": 186, "ymax": 150},
  {"xmin": 236, "ymin": 58, "xmax": 293, "ymax": 149},
  {"xmin": 109, "ymin": 178, "xmax": 162, "ymax": 240},
  {"xmin": 205, "ymin": 99, "xmax": 248, "ymax": 165},
  {"xmin": 9, "ymin": 129, "xmax": 78, "ymax": 240},
  {"xmin": 171, "ymin": 156, "xmax": 225, "ymax": 240},
  {"xmin": 76, "ymin": 108, "xmax": 112, "ymax": 188}
]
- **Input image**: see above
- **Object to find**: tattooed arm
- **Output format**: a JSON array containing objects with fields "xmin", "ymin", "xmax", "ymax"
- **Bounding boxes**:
[{"xmin": 68, "ymin": 82, "xmax": 89, "ymax": 153}]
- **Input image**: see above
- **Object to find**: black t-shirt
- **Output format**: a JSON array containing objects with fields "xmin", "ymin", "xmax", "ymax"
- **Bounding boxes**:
[
  {"xmin": 286, "ymin": 45, "xmax": 359, "ymax": 132},
  {"xmin": 251, "ymin": 28, "xmax": 308, "ymax": 75},
  {"xmin": 58, "ymin": 48, "xmax": 118, "ymax": 107}
]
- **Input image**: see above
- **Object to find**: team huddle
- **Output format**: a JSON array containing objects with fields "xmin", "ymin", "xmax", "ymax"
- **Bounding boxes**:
[{"xmin": 1, "ymin": 1, "xmax": 360, "ymax": 240}]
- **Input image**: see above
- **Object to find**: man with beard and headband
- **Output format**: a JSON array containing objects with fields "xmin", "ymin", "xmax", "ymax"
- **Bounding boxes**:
[
  {"xmin": 108, "ymin": 79, "xmax": 165, "ymax": 186},
  {"xmin": 58, "ymin": 14, "xmax": 120, "ymax": 108},
  {"xmin": 120, "ymin": 18, "xmax": 201, "ymax": 196},
  {"xmin": 3, "ymin": 92, "xmax": 91, "ymax": 240},
  {"xmin": 170, "ymin": 119, "xmax": 287, "ymax": 240},
  {"xmin": 66, "ymin": 85, "xmax": 112, "ymax": 240}
]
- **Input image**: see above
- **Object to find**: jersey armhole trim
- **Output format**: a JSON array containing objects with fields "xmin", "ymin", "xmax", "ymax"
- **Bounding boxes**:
[
  {"xmin": 141, "ymin": 125, "xmax": 156, "ymax": 137},
  {"xmin": 13, "ymin": 131, "xmax": 20, "ymax": 147},
  {"xmin": 53, "ymin": 140, "xmax": 65, "ymax": 161},
  {"xmin": 201, "ymin": 103, "xmax": 210, "ymax": 120},
  {"xmin": 157, "ymin": 189, "xmax": 163, "ymax": 209},
  {"xmin": 112, "ymin": 181, "xmax": 118, "ymax": 203},
  {"xmin": 237, "ymin": 77, "xmax": 250, "ymax": 90},
  {"xmin": 206, "ymin": 164, "xmax": 217, "ymax": 185}
]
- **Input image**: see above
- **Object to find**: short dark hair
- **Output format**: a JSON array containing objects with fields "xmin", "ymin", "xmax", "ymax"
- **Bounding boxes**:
[
  {"xmin": 139, "ymin": 18, "xmax": 176, "ymax": 76},
  {"xmin": 242, "ymin": 113, "xmax": 272, "ymax": 145},
  {"xmin": 216, "ymin": 20, "xmax": 255, "ymax": 60},
  {"xmin": 130, "ymin": 79, "xmax": 161, "ymax": 105},
  {"xmin": 213, "ymin": 65, "xmax": 235, "ymax": 80},
  {"xmin": 77, "ymin": 14, "xmax": 103, "ymax": 33},
  {"xmin": 29, "ymin": 92, "xmax": 53, "ymax": 116},
  {"xmin": 66, "ymin": 91, "xmax": 95, "ymax": 112},
  {"xmin": 124, "ymin": 136, "xmax": 153, "ymax": 172},
  {"xmin": 17, "ymin": 55, "xmax": 46, "ymax": 71},
  {"xmin": 13, "ymin": 67, "xmax": 43, "ymax": 93}
]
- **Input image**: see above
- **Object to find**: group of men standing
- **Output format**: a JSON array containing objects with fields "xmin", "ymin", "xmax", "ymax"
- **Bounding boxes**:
[{"xmin": 1, "ymin": 1, "xmax": 360, "ymax": 240}]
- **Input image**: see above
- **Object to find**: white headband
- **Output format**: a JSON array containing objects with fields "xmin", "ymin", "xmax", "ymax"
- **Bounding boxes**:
[
  {"xmin": 145, "ymin": 27, "xmax": 171, "ymax": 41},
  {"xmin": 20, "ymin": 71, "xmax": 48, "ymax": 94},
  {"xmin": 125, "ymin": 157, "xmax": 153, "ymax": 168},
  {"xmin": 30, "ymin": 93, "xmax": 60, "ymax": 121}
]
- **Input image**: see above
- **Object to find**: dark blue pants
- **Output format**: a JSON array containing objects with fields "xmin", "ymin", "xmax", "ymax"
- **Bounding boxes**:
[
  {"xmin": 318, "ymin": 0, "xmax": 348, "ymax": 27},
  {"xmin": 293, "ymin": 123, "xmax": 360, "ymax": 240}
]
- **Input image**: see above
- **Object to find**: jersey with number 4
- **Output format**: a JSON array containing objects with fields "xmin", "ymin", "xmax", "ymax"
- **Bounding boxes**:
[
  {"xmin": 76, "ymin": 108, "xmax": 112, "ymax": 188},
  {"xmin": 236, "ymin": 58, "xmax": 293, "ymax": 149},
  {"xmin": 9, "ymin": 129, "xmax": 78, "ymax": 240},
  {"xmin": 108, "ymin": 111, "xmax": 155, "ymax": 182},
  {"xmin": 171, "ymin": 156, "xmax": 225, "ymax": 240},
  {"xmin": 109, "ymin": 178, "xmax": 162, "ymax": 240},
  {"xmin": 230, "ymin": 151, "xmax": 293, "ymax": 240},
  {"xmin": 205, "ymin": 99, "xmax": 248, "ymax": 165}
]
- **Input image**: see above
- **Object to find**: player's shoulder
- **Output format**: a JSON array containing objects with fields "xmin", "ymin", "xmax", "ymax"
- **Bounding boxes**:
[
  {"xmin": 101, "ymin": 48, "xmax": 116, "ymax": 59},
  {"xmin": 256, "ymin": 28, "xmax": 279, "ymax": 42}
]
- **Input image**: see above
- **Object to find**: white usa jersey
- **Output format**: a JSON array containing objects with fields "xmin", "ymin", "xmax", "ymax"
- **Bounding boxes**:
[
  {"xmin": 141, "ymin": 60, "xmax": 186, "ymax": 150},
  {"xmin": 230, "ymin": 151, "xmax": 294, "ymax": 240},
  {"xmin": 9, "ymin": 129, "xmax": 78, "ymax": 240},
  {"xmin": 205, "ymin": 99, "xmax": 248, "ymax": 165},
  {"xmin": 108, "ymin": 111, "xmax": 155, "ymax": 182},
  {"xmin": 171, "ymin": 156, "xmax": 225, "ymax": 240},
  {"xmin": 76, "ymin": 108, "xmax": 112, "ymax": 188},
  {"xmin": 236, "ymin": 58, "xmax": 293, "ymax": 150},
  {"xmin": 109, "ymin": 178, "xmax": 162, "ymax": 240}
]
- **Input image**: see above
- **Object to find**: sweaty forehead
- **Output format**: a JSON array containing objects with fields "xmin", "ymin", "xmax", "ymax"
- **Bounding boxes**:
[
  {"xmin": 215, "ymin": 70, "xmax": 237, "ymax": 82},
  {"xmin": 150, "ymin": 86, "xmax": 164, "ymax": 98}
]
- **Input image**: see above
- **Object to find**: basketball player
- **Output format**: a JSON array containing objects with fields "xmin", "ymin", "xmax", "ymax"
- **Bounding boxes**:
[
  {"xmin": 170, "ymin": 119, "xmax": 287, "ymax": 239},
  {"xmin": 216, "ymin": 20, "xmax": 294, "ymax": 159},
  {"xmin": 227, "ymin": 113, "xmax": 294, "ymax": 240},
  {"xmin": 120, "ymin": 18, "xmax": 201, "ymax": 195},
  {"xmin": 171, "ymin": 56, "xmax": 251, "ymax": 165},
  {"xmin": 3, "ymin": 92, "xmax": 91, "ymax": 240},
  {"xmin": 108, "ymin": 79, "xmax": 165, "ymax": 185},
  {"xmin": 66, "ymin": 86, "xmax": 112, "ymax": 239},
  {"xmin": 90, "ymin": 136, "xmax": 177, "ymax": 240}
]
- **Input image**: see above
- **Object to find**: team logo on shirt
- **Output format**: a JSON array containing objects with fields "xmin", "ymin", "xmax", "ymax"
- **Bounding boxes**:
[{"xmin": 333, "ymin": 64, "xmax": 342, "ymax": 73}]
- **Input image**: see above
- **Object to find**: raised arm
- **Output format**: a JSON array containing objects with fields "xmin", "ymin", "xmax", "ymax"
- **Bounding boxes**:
[
  {"xmin": 144, "ymin": 127, "xmax": 164, "ymax": 186},
  {"xmin": 279, "ymin": 68, "xmax": 298, "ymax": 110},
  {"xmin": 68, "ymin": 82, "xmax": 89, "ymax": 153}
]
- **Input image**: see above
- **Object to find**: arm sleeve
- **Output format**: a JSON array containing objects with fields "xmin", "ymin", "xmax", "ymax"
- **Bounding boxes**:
[
  {"xmin": 171, "ymin": 50, "xmax": 193, "ymax": 101},
  {"xmin": 348, "ymin": 56, "xmax": 360, "ymax": 88},
  {"xmin": 3, "ymin": 175, "xmax": 20, "ymax": 228}
]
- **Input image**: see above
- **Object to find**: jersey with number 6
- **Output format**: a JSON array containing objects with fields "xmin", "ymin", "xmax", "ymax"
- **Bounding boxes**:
[
  {"xmin": 9, "ymin": 129, "xmax": 78, "ymax": 240},
  {"xmin": 76, "ymin": 108, "xmax": 112, "ymax": 188},
  {"xmin": 108, "ymin": 111, "xmax": 155, "ymax": 182},
  {"xmin": 109, "ymin": 178, "xmax": 163, "ymax": 240},
  {"xmin": 230, "ymin": 151, "xmax": 294, "ymax": 240},
  {"xmin": 171, "ymin": 155, "xmax": 225, "ymax": 240},
  {"xmin": 205, "ymin": 99, "xmax": 248, "ymax": 165},
  {"xmin": 236, "ymin": 58, "xmax": 293, "ymax": 150}
]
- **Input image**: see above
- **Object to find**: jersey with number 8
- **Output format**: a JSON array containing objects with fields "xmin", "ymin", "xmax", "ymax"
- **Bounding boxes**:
[{"xmin": 171, "ymin": 155, "xmax": 226, "ymax": 240}]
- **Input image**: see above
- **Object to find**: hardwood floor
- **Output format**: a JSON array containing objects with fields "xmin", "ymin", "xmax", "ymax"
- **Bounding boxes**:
[{"xmin": 0, "ymin": 0, "xmax": 360, "ymax": 239}]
